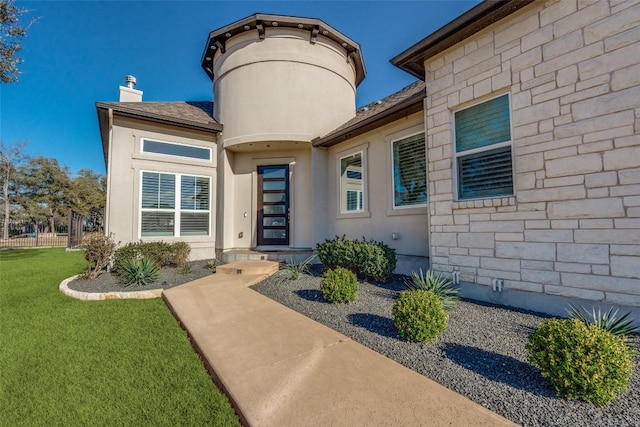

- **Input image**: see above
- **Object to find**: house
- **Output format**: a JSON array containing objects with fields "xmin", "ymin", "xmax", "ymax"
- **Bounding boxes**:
[{"xmin": 97, "ymin": 0, "xmax": 640, "ymax": 320}]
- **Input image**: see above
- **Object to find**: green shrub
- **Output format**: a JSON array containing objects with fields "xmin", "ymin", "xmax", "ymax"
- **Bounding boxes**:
[
  {"xmin": 171, "ymin": 242, "xmax": 191, "ymax": 268},
  {"xmin": 393, "ymin": 290, "xmax": 448, "ymax": 343},
  {"xmin": 112, "ymin": 242, "xmax": 139, "ymax": 275},
  {"xmin": 118, "ymin": 257, "xmax": 160, "ymax": 287},
  {"xmin": 567, "ymin": 304, "xmax": 639, "ymax": 338},
  {"xmin": 405, "ymin": 269, "xmax": 459, "ymax": 310},
  {"xmin": 527, "ymin": 318, "xmax": 635, "ymax": 406},
  {"xmin": 112, "ymin": 241, "xmax": 192, "ymax": 274},
  {"xmin": 316, "ymin": 236, "xmax": 396, "ymax": 281},
  {"xmin": 316, "ymin": 236, "xmax": 356, "ymax": 271},
  {"xmin": 139, "ymin": 241, "xmax": 173, "ymax": 267},
  {"xmin": 320, "ymin": 267, "xmax": 359, "ymax": 304},
  {"xmin": 82, "ymin": 232, "xmax": 118, "ymax": 279},
  {"xmin": 206, "ymin": 260, "xmax": 217, "ymax": 270}
]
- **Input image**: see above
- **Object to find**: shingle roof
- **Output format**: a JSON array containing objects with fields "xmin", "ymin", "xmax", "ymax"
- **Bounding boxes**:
[
  {"xmin": 312, "ymin": 80, "xmax": 425, "ymax": 147},
  {"xmin": 95, "ymin": 101, "xmax": 222, "ymax": 132}
]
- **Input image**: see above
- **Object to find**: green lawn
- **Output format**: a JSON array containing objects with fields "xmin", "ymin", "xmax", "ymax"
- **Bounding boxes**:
[{"xmin": 0, "ymin": 248, "xmax": 239, "ymax": 426}]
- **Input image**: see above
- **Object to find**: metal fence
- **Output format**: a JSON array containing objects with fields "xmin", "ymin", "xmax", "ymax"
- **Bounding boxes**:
[
  {"xmin": 0, "ymin": 210, "xmax": 103, "ymax": 249},
  {"xmin": 0, "ymin": 221, "xmax": 68, "ymax": 249}
]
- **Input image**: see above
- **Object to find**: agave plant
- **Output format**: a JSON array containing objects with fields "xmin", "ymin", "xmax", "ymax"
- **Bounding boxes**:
[
  {"xmin": 567, "ymin": 304, "xmax": 639, "ymax": 338},
  {"xmin": 404, "ymin": 269, "xmax": 459, "ymax": 310},
  {"xmin": 282, "ymin": 254, "xmax": 316, "ymax": 280},
  {"xmin": 119, "ymin": 257, "xmax": 160, "ymax": 287}
]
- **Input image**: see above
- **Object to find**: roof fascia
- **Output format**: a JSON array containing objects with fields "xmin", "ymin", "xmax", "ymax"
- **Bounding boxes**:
[{"xmin": 391, "ymin": 0, "xmax": 536, "ymax": 79}]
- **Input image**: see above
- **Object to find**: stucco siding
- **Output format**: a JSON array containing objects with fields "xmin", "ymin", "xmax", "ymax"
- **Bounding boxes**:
[
  {"xmin": 106, "ymin": 116, "xmax": 217, "ymax": 259},
  {"xmin": 325, "ymin": 111, "xmax": 429, "ymax": 273}
]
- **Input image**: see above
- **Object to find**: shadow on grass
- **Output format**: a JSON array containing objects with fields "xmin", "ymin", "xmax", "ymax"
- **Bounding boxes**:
[
  {"xmin": 348, "ymin": 313, "xmax": 397, "ymax": 339},
  {"xmin": 443, "ymin": 343, "xmax": 554, "ymax": 397},
  {"xmin": 0, "ymin": 248, "xmax": 62, "ymax": 260},
  {"xmin": 295, "ymin": 289, "xmax": 324, "ymax": 302}
]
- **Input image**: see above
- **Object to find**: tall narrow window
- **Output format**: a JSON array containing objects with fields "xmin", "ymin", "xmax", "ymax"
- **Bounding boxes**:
[
  {"xmin": 340, "ymin": 152, "xmax": 363, "ymax": 213},
  {"xmin": 454, "ymin": 94, "xmax": 513, "ymax": 200},
  {"xmin": 141, "ymin": 172, "xmax": 176, "ymax": 237},
  {"xmin": 180, "ymin": 176, "xmax": 210, "ymax": 236},
  {"xmin": 140, "ymin": 171, "xmax": 210, "ymax": 237},
  {"xmin": 392, "ymin": 133, "xmax": 427, "ymax": 208}
]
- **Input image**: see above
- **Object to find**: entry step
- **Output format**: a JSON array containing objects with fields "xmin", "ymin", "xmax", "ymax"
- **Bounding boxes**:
[{"xmin": 216, "ymin": 260, "xmax": 280, "ymax": 276}]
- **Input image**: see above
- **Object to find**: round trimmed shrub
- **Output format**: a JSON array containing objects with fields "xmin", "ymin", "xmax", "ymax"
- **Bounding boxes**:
[
  {"xmin": 320, "ymin": 267, "xmax": 358, "ymax": 304},
  {"xmin": 393, "ymin": 290, "xmax": 448, "ymax": 343},
  {"xmin": 527, "ymin": 318, "xmax": 635, "ymax": 406}
]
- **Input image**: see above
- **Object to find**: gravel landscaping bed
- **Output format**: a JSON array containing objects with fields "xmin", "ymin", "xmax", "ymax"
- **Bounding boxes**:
[
  {"xmin": 67, "ymin": 259, "xmax": 217, "ymax": 293},
  {"xmin": 252, "ymin": 268, "xmax": 640, "ymax": 427}
]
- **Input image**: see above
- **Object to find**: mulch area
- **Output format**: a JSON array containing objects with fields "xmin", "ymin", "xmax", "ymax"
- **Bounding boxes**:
[{"xmin": 67, "ymin": 259, "xmax": 217, "ymax": 293}]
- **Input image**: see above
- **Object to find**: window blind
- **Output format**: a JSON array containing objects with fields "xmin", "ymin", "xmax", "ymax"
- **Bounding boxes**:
[
  {"xmin": 457, "ymin": 146, "xmax": 513, "ymax": 199},
  {"xmin": 393, "ymin": 134, "xmax": 427, "ymax": 207},
  {"xmin": 455, "ymin": 94, "xmax": 511, "ymax": 153}
]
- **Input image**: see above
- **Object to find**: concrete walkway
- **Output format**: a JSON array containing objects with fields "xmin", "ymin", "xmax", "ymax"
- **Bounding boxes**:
[{"xmin": 163, "ymin": 261, "xmax": 516, "ymax": 427}]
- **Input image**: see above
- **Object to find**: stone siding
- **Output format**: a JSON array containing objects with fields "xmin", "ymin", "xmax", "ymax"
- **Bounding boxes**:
[{"xmin": 424, "ymin": 0, "xmax": 640, "ymax": 306}]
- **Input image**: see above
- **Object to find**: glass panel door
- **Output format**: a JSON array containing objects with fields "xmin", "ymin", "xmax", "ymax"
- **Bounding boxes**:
[{"xmin": 257, "ymin": 165, "xmax": 289, "ymax": 246}]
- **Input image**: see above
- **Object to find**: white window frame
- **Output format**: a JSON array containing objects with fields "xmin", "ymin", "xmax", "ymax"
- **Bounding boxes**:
[
  {"xmin": 141, "ymin": 138, "xmax": 212, "ymax": 162},
  {"xmin": 139, "ymin": 170, "xmax": 211, "ymax": 238},
  {"xmin": 391, "ymin": 131, "xmax": 427, "ymax": 209},
  {"xmin": 338, "ymin": 150, "xmax": 365, "ymax": 214},
  {"xmin": 452, "ymin": 93, "xmax": 515, "ymax": 201}
]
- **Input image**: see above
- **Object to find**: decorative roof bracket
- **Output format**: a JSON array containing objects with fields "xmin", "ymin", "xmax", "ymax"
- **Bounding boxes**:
[
  {"xmin": 256, "ymin": 21, "xmax": 265, "ymax": 40},
  {"xmin": 214, "ymin": 39, "xmax": 225, "ymax": 54},
  {"xmin": 310, "ymin": 26, "xmax": 319, "ymax": 44}
]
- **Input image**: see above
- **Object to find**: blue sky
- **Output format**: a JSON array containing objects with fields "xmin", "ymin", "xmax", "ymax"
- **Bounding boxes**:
[{"xmin": 2, "ymin": 1, "xmax": 479, "ymax": 175}]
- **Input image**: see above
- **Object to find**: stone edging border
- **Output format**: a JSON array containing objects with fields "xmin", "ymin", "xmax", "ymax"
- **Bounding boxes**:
[{"xmin": 59, "ymin": 275, "xmax": 163, "ymax": 300}]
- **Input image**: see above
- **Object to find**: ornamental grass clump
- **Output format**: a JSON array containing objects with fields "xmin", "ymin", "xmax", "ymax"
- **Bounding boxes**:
[
  {"xmin": 118, "ymin": 257, "xmax": 160, "ymax": 287},
  {"xmin": 405, "ymin": 269, "xmax": 459, "ymax": 310},
  {"xmin": 527, "ymin": 318, "xmax": 635, "ymax": 407},
  {"xmin": 320, "ymin": 267, "xmax": 358, "ymax": 304},
  {"xmin": 393, "ymin": 290, "xmax": 448, "ymax": 343},
  {"xmin": 282, "ymin": 254, "xmax": 316, "ymax": 280},
  {"xmin": 567, "ymin": 304, "xmax": 639, "ymax": 339}
]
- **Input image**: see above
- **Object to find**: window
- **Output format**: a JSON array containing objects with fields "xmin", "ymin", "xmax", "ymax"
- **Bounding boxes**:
[
  {"xmin": 392, "ymin": 133, "xmax": 427, "ymax": 208},
  {"xmin": 140, "ymin": 171, "xmax": 210, "ymax": 237},
  {"xmin": 340, "ymin": 152, "xmax": 364, "ymax": 213},
  {"xmin": 454, "ymin": 94, "xmax": 513, "ymax": 200},
  {"xmin": 141, "ymin": 138, "xmax": 211, "ymax": 161}
]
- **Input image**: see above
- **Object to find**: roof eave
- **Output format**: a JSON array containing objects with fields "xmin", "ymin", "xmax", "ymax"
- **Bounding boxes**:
[
  {"xmin": 96, "ymin": 106, "xmax": 111, "ymax": 168},
  {"xmin": 95, "ymin": 103, "xmax": 223, "ymax": 133},
  {"xmin": 312, "ymin": 93, "xmax": 424, "ymax": 148},
  {"xmin": 391, "ymin": 0, "xmax": 536, "ymax": 79},
  {"xmin": 201, "ymin": 13, "xmax": 366, "ymax": 86}
]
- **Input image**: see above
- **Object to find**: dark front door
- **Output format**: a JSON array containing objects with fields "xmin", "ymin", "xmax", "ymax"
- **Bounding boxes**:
[{"xmin": 257, "ymin": 165, "xmax": 289, "ymax": 246}]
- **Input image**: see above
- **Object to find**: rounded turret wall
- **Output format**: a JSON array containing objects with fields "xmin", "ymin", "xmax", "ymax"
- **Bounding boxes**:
[{"xmin": 208, "ymin": 21, "xmax": 362, "ymax": 149}]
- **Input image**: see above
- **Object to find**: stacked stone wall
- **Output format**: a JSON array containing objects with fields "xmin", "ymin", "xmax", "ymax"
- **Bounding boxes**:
[{"xmin": 425, "ymin": 0, "xmax": 640, "ymax": 306}]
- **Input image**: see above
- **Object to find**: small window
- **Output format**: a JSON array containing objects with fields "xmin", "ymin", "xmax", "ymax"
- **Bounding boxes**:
[
  {"xmin": 142, "ymin": 139, "xmax": 211, "ymax": 161},
  {"xmin": 340, "ymin": 152, "xmax": 364, "ymax": 213},
  {"xmin": 454, "ymin": 94, "xmax": 513, "ymax": 200},
  {"xmin": 392, "ymin": 133, "xmax": 427, "ymax": 208},
  {"xmin": 140, "ymin": 171, "xmax": 210, "ymax": 237}
]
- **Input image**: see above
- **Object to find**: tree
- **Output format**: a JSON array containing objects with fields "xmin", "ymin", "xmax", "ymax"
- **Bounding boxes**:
[
  {"xmin": 0, "ymin": 0, "xmax": 34, "ymax": 83},
  {"xmin": 0, "ymin": 140, "xmax": 28, "ymax": 239},
  {"xmin": 69, "ymin": 169, "xmax": 106, "ymax": 229},
  {"xmin": 16, "ymin": 156, "xmax": 71, "ymax": 232}
]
